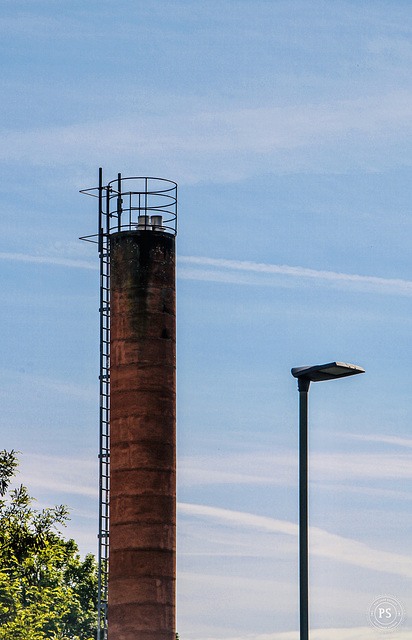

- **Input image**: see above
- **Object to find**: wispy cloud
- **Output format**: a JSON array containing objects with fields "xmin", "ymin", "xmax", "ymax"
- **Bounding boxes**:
[
  {"xmin": 16, "ymin": 453, "xmax": 97, "ymax": 499},
  {"xmin": 337, "ymin": 432, "xmax": 412, "ymax": 449},
  {"xmin": 195, "ymin": 628, "xmax": 412, "ymax": 640},
  {"xmin": 179, "ymin": 503, "xmax": 298, "ymax": 536},
  {"xmin": 13, "ymin": 440, "xmax": 412, "ymax": 504},
  {"xmin": 2, "ymin": 249, "xmax": 411, "ymax": 298},
  {"xmin": 2, "ymin": 247, "xmax": 411, "ymax": 297},
  {"xmin": 179, "ymin": 446, "xmax": 412, "ymax": 490},
  {"xmin": 315, "ymin": 482, "xmax": 412, "ymax": 502},
  {"xmin": 178, "ymin": 568, "xmax": 410, "ymax": 638},
  {"xmin": 178, "ymin": 255, "xmax": 412, "ymax": 296},
  {"xmin": 179, "ymin": 503, "xmax": 412, "ymax": 578},
  {"xmin": 179, "ymin": 451, "xmax": 295, "ymax": 488},
  {"xmin": 0, "ymin": 369, "xmax": 95, "ymax": 402},
  {"xmin": 311, "ymin": 450, "xmax": 412, "ymax": 481},
  {"xmin": 1, "ymin": 91, "xmax": 412, "ymax": 179},
  {"xmin": 0, "ymin": 251, "xmax": 96, "ymax": 270},
  {"xmin": 0, "ymin": 13, "xmax": 62, "ymax": 38}
]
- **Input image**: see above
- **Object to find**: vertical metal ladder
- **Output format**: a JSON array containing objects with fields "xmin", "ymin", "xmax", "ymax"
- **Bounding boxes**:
[
  {"xmin": 81, "ymin": 170, "xmax": 177, "ymax": 640},
  {"xmin": 97, "ymin": 174, "xmax": 111, "ymax": 640}
]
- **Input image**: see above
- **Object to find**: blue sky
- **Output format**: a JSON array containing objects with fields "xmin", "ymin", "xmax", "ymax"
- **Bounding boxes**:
[{"xmin": 1, "ymin": 1, "xmax": 412, "ymax": 638}]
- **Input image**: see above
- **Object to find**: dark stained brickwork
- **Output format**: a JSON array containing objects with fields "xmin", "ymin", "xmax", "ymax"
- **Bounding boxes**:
[{"xmin": 108, "ymin": 230, "xmax": 176, "ymax": 640}]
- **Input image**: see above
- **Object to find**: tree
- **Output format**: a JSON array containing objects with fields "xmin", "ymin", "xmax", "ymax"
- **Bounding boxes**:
[{"xmin": 0, "ymin": 450, "xmax": 98, "ymax": 640}]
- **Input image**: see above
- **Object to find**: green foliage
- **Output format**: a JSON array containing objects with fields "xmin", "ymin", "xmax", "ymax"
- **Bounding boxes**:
[{"xmin": 0, "ymin": 450, "xmax": 98, "ymax": 640}]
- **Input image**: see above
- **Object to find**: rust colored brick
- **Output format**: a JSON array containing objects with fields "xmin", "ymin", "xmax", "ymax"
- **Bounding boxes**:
[{"xmin": 108, "ymin": 230, "xmax": 176, "ymax": 640}]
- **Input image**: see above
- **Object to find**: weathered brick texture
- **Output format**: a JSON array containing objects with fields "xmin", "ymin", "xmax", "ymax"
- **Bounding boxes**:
[{"xmin": 108, "ymin": 231, "xmax": 176, "ymax": 640}]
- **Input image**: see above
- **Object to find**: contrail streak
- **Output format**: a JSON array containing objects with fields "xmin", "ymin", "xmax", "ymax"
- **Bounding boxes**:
[{"xmin": 178, "ymin": 255, "xmax": 412, "ymax": 296}]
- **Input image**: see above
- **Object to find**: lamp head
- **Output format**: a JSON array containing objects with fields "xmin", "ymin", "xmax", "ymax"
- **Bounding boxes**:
[{"xmin": 291, "ymin": 361, "xmax": 365, "ymax": 385}]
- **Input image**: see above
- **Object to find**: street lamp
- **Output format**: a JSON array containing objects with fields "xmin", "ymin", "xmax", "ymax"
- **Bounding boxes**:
[{"xmin": 291, "ymin": 362, "xmax": 365, "ymax": 640}]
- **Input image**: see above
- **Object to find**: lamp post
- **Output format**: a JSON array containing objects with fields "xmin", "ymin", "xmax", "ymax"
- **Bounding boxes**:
[{"xmin": 291, "ymin": 362, "xmax": 365, "ymax": 640}]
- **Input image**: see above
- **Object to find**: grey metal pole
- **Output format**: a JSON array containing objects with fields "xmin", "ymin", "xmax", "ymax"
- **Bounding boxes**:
[
  {"xmin": 292, "ymin": 361, "xmax": 364, "ymax": 640},
  {"xmin": 298, "ymin": 377, "xmax": 310, "ymax": 640}
]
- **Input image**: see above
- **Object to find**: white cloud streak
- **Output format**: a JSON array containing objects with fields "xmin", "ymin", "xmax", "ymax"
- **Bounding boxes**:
[
  {"xmin": 178, "ymin": 502, "xmax": 412, "ymax": 578},
  {"xmin": 179, "ymin": 451, "xmax": 295, "ymax": 488},
  {"xmin": 199, "ymin": 628, "xmax": 412, "ymax": 640},
  {"xmin": 179, "ymin": 565, "xmax": 411, "ymax": 638},
  {"xmin": 0, "ymin": 251, "xmax": 97, "ymax": 270},
  {"xmin": 178, "ymin": 256, "xmax": 412, "ymax": 296},
  {"xmin": 337, "ymin": 432, "xmax": 412, "ymax": 448},
  {"xmin": 17, "ymin": 453, "xmax": 97, "ymax": 499},
  {"xmin": 1, "ymin": 91, "xmax": 412, "ymax": 179},
  {"xmin": 179, "ymin": 446, "xmax": 412, "ymax": 490},
  {"xmin": 3, "ymin": 249, "xmax": 411, "ymax": 298},
  {"xmin": 14, "ymin": 441, "xmax": 410, "ymax": 513},
  {"xmin": 0, "ymin": 369, "xmax": 95, "ymax": 402}
]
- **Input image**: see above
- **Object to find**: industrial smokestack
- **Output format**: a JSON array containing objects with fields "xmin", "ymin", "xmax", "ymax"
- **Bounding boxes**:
[
  {"xmin": 109, "ymin": 226, "xmax": 176, "ymax": 640},
  {"xmin": 81, "ymin": 172, "xmax": 177, "ymax": 640}
]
